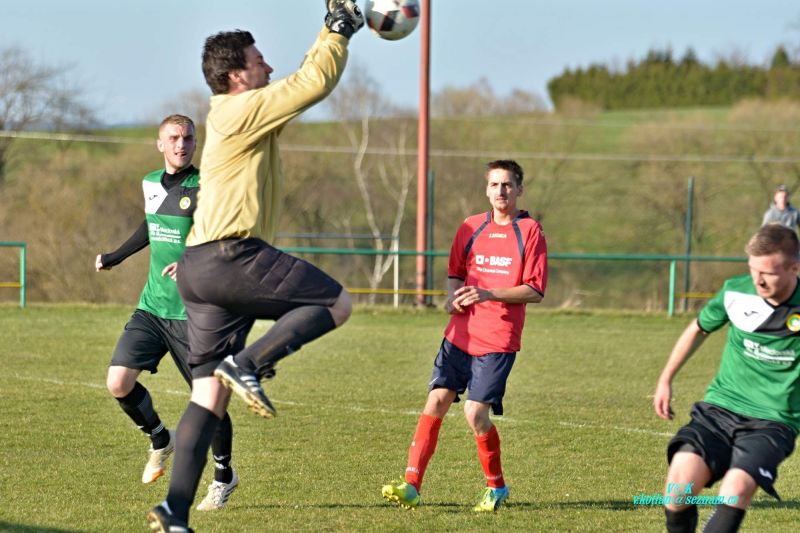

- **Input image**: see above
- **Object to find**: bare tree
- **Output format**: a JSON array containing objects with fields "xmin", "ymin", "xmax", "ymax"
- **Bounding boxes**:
[
  {"xmin": 326, "ymin": 65, "xmax": 415, "ymax": 302},
  {"xmin": 0, "ymin": 47, "xmax": 96, "ymax": 183},
  {"xmin": 155, "ymin": 88, "xmax": 211, "ymax": 125},
  {"xmin": 432, "ymin": 77, "xmax": 546, "ymax": 117}
]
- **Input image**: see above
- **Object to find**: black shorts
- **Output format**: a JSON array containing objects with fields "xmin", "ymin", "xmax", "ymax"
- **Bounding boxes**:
[
  {"xmin": 428, "ymin": 338, "xmax": 516, "ymax": 415},
  {"xmin": 178, "ymin": 238, "xmax": 343, "ymax": 376},
  {"xmin": 667, "ymin": 401, "xmax": 797, "ymax": 499},
  {"xmin": 109, "ymin": 309, "xmax": 192, "ymax": 385}
]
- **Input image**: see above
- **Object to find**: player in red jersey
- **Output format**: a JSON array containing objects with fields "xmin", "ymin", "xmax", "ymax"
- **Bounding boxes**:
[{"xmin": 382, "ymin": 159, "xmax": 548, "ymax": 512}]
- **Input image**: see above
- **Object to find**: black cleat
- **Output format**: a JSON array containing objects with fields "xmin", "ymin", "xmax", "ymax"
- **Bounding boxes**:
[
  {"xmin": 146, "ymin": 503, "xmax": 194, "ymax": 533},
  {"xmin": 214, "ymin": 356, "xmax": 277, "ymax": 419}
]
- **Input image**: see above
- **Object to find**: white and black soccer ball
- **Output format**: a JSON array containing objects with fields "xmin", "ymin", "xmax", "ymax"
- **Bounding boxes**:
[{"xmin": 364, "ymin": 0, "xmax": 421, "ymax": 41}]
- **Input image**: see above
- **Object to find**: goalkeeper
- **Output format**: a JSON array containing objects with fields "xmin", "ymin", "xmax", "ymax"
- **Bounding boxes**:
[{"xmin": 147, "ymin": 2, "xmax": 363, "ymax": 531}]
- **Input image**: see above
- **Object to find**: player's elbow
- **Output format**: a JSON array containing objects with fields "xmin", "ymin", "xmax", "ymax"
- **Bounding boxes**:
[{"xmin": 526, "ymin": 287, "xmax": 544, "ymax": 304}]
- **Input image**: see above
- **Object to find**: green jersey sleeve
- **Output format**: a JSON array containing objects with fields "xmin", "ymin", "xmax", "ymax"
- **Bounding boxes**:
[{"xmin": 697, "ymin": 283, "xmax": 729, "ymax": 333}]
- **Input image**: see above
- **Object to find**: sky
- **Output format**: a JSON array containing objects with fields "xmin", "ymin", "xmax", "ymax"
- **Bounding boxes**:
[{"xmin": 2, "ymin": 0, "xmax": 800, "ymax": 125}]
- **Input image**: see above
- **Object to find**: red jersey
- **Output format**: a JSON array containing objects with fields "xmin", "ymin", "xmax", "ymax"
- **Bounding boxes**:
[{"xmin": 444, "ymin": 210, "xmax": 548, "ymax": 355}]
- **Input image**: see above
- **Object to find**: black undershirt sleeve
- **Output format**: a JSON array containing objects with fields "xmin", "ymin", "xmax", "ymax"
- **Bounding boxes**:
[{"xmin": 100, "ymin": 220, "xmax": 149, "ymax": 268}]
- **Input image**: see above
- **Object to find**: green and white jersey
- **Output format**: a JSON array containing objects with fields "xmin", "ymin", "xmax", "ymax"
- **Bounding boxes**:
[
  {"xmin": 139, "ymin": 167, "xmax": 199, "ymax": 320},
  {"xmin": 698, "ymin": 273, "xmax": 800, "ymax": 431}
]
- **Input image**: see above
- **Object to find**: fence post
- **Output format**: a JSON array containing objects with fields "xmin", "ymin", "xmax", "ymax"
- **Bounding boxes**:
[
  {"xmin": 668, "ymin": 260, "xmax": 676, "ymax": 317},
  {"xmin": 392, "ymin": 236, "xmax": 399, "ymax": 308},
  {"xmin": 20, "ymin": 244, "xmax": 26, "ymax": 309}
]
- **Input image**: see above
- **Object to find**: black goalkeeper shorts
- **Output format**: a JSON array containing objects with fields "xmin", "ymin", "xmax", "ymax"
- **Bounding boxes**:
[{"xmin": 177, "ymin": 237, "xmax": 343, "ymax": 375}]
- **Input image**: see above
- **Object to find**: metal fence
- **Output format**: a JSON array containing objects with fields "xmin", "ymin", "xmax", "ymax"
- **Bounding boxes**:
[
  {"xmin": 0, "ymin": 242, "xmax": 26, "ymax": 308},
  {"xmin": 280, "ymin": 247, "xmax": 747, "ymax": 316}
]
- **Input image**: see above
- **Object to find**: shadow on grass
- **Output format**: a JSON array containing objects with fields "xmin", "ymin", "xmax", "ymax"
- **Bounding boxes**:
[
  {"xmin": 235, "ymin": 500, "xmax": 640, "ymax": 512},
  {"xmin": 750, "ymin": 500, "xmax": 800, "ymax": 510},
  {"xmin": 0, "ymin": 522, "xmax": 81, "ymax": 533},
  {"xmin": 527, "ymin": 500, "xmax": 637, "ymax": 511}
]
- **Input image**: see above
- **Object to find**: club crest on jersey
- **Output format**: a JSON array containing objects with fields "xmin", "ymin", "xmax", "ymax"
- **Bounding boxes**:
[
  {"xmin": 787, "ymin": 313, "xmax": 800, "ymax": 332},
  {"xmin": 179, "ymin": 196, "xmax": 191, "ymax": 210}
]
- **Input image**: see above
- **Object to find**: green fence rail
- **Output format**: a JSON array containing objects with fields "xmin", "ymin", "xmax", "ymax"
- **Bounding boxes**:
[
  {"xmin": 280, "ymin": 247, "xmax": 748, "ymax": 317},
  {"xmin": 0, "ymin": 241, "xmax": 26, "ymax": 308},
  {"xmin": 1, "ymin": 243, "xmax": 743, "ymax": 315}
]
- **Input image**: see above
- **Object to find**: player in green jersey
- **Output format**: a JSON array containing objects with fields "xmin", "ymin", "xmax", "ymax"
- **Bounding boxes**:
[
  {"xmin": 654, "ymin": 224, "xmax": 800, "ymax": 533},
  {"xmin": 97, "ymin": 115, "xmax": 238, "ymax": 511}
]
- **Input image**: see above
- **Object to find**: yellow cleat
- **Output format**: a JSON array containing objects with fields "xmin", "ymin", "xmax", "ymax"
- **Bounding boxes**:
[
  {"xmin": 381, "ymin": 480, "xmax": 421, "ymax": 509},
  {"xmin": 473, "ymin": 486, "xmax": 510, "ymax": 512}
]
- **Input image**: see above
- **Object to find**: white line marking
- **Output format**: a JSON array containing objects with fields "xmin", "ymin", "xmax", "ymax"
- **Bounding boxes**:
[
  {"xmin": 559, "ymin": 421, "xmax": 673, "ymax": 438},
  {"xmin": 9, "ymin": 374, "xmax": 671, "ymax": 437}
]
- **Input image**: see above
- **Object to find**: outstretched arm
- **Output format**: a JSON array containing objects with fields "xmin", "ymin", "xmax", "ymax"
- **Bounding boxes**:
[
  {"xmin": 653, "ymin": 319, "xmax": 709, "ymax": 420},
  {"xmin": 96, "ymin": 220, "xmax": 149, "ymax": 271}
]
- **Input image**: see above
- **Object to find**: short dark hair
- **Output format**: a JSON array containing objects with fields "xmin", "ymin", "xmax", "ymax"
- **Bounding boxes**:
[
  {"xmin": 746, "ymin": 224, "xmax": 800, "ymax": 262},
  {"xmin": 486, "ymin": 159, "xmax": 524, "ymax": 186},
  {"xmin": 159, "ymin": 114, "xmax": 195, "ymax": 132},
  {"xmin": 202, "ymin": 30, "xmax": 256, "ymax": 95}
]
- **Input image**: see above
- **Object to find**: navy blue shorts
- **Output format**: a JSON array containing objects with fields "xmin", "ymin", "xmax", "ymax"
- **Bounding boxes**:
[
  {"xmin": 428, "ymin": 338, "xmax": 516, "ymax": 415},
  {"xmin": 667, "ymin": 402, "xmax": 797, "ymax": 500}
]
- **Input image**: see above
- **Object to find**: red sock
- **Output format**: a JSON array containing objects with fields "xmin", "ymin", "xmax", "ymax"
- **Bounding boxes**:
[
  {"xmin": 404, "ymin": 414, "xmax": 443, "ymax": 491},
  {"xmin": 475, "ymin": 425, "xmax": 504, "ymax": 488}
]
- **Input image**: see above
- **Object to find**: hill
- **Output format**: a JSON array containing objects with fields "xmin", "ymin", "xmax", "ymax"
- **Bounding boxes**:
[{"xmin": 1, "ymin": 101, "xmax": 797, "ymax": 310}]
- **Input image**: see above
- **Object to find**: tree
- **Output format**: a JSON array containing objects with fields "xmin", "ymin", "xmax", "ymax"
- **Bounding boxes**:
[
  {"xmin": 432, "ymin": 78, "xmax": 545, "ymax": 117},
  {"xmin": 156, "ymin": 88, "xmax": 210, "ymax": 126},
  {"xmin": 326, "ymin": 65, "xmax": 416, "ymax": 302},
  {"xmin": 0, "ymin": 47, "xmax": 96, "ymax": 183},
  {"xmin": 771, "ymin": 46, "xmax": 792, "ymax": 69}
]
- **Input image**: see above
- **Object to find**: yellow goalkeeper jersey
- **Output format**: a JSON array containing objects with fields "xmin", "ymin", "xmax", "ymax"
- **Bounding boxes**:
[{"xmin": 188, "ymin": 27, "xmax": 348, "ymax": 246}]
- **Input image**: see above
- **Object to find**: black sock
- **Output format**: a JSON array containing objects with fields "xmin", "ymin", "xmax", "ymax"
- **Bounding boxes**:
[
  {"xmin": 211, "ymin": 412, "xmax": 234, "ymax": 484},
  {"xmin": 666, "ymin": 505, "xmax": 698, "ymax": 533},
  {"xmin": 115, "ymin": 382, "xmax": 170, "ymax": 448},
  {"xmin": 166, "ymin": 402, "xmax": 221, "ymax": 523},
  {"xmin": 703, "ymin": 504, "xmax": 745, "ymax": 533},
  {"xmin": 233, "ymin": 305, "xmax": 337, "ymax": 377}
]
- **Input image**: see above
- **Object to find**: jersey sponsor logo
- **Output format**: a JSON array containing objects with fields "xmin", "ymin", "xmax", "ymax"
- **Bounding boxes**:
[
  {"xmin": 742, "ymin": 339, "xmax": 796, "ymax": 365},
  {"xmin": 474, "ymin": 254, "xmax": 513, "ymax": 275},
  {"xmin": 787, "ymin": 313, "xmax": 800, "ymax": 332},
  {"xmin": 475, "ymin": 254, "xmax": 512, "ymax": 267},
  {"xmin": 179, "ymin": 196, "xmax": 191, "ymax": 210},
  {"xmin": 148, "ymin": 222, "xmax": 183, "ymax": 244},
  {"xmin": 488, "ymin": 232, "xmax": 508, "ymax": 239}
]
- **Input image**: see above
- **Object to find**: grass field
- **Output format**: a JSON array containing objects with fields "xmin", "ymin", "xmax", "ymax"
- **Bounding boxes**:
[{"xmin": 1, "ymin": 305, "xmax": 799, "ymax": 532}]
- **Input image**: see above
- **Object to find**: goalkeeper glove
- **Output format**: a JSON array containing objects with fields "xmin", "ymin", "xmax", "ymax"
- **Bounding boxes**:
[{"xmin": 325, "ymin": 0, "xmax": 365, "ymax": 39}]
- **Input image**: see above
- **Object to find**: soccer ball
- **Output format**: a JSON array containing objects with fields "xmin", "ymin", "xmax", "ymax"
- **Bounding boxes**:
[{"xmin": 364, "ymin": 0, "xmax": 421, "ymax": 41}]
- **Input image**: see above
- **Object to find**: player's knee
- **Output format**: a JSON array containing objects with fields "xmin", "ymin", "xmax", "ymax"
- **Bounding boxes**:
[
  {"xmin": 106, "ymin": 367, "xmax": 136, "ymax": 398},
  {"xmin": 719, "ymin": 468, "xmax": 757, "ymax": 503},
  {"xmin": 330, "ymin": 289, "xmax": 352, "ymax": 326},
  {"xmin": 463, "ymin": 401, "xmax": 492, "ymax": 434},
  {"xmin": 424, "ymin": 390, "xmax": 454, "ymax": 417}
]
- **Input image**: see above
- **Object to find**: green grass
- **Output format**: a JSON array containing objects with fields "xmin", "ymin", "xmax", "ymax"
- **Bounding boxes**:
[{"xmin": 1, "ymin": 305, "xmax": 799, "ymax": 532}]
